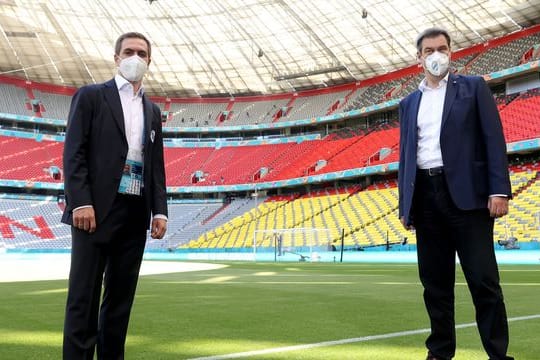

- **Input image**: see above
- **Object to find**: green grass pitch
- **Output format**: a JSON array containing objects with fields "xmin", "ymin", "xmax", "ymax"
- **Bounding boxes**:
[{"xmin": 0, "ymin": 262, "xmax": 539, "ymax": 359}]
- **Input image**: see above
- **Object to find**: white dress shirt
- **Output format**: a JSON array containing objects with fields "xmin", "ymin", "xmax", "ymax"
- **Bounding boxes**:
[
  {"xmin": 115, "ymin": 75, "xmax": 168, "ymax": 220},
  {"xmin": 115, "ymin": 74, "xmax": 144, "ymax": 161},
  {"xmin": 416, "ymin": 73, "xmax": 449, "ymax": 169}
]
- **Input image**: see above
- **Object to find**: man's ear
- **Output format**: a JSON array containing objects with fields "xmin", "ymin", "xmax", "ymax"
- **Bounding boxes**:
[
  {"xmin": 114, "ymin": 54, "xmax": 120, "ymax": 66},
  {"xmin": 416, "ymin": 52, "xmax": 422, "ymax": 65}
]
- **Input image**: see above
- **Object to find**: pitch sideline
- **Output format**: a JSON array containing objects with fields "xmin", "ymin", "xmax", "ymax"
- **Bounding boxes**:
[{"xmin": 188, "ymin": 314, "xmax": 540, "ymax": 360}]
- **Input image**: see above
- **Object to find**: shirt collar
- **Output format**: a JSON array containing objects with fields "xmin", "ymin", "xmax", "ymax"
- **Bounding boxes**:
[
  {"xmin": 418, "ymin": 72, "xmax": 450, "ymax": 92},
  {"xmin": 114, "ymin": 74, "xmax": 144, "ymax": 97}
]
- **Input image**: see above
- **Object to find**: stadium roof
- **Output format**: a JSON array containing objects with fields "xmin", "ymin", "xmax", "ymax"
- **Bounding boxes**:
[{"xmin": 1, "ymin": 0, "xmax": 540, "ymax": 97}]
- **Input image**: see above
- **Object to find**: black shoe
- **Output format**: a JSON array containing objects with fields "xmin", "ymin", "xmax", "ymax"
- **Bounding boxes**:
[{"xmin": 426, "ymin": 351, "xmax": 450, "ymax": 360}]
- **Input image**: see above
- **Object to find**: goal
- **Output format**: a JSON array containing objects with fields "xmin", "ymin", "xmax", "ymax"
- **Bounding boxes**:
[{"xmin": 252, "ymin": 228, "xmax": 332, "ymax": 262}]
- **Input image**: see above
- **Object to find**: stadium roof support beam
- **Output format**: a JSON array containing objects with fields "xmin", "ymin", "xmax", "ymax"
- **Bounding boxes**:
[
  {"xmin": 159, "ymin": 11, "xmax": 234, "ymax": 97},
  {"xmin": 274, "ymin": 65, "xmax": 347, "ymax": 81},
  {"xmin": 276, "ymin": 0, "xmax": 357, "ymax": 82},
  {"xmin": 37, "ymin": 3, "xmax": 90, "ymax": 85},
  {"xmin": 439, "ymin": 1, "xmax": 486, "ymax": 43},
  {"xmin": 0, "ymin": 22, "xmax": 28, "ymax": 79},
  {"xmin": 211, "ymin": 0, "xmax": 274, "ymax": 94}
]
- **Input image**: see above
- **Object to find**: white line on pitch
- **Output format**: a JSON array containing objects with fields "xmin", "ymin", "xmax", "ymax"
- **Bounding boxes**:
[{"xmin": 187, "ymin": 314, "xmax": 540, "ymax": 360}]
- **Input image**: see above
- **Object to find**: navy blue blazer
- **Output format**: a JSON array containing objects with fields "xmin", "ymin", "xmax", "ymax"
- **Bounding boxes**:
[
  {"xmin": 62, "ymin": 79, "xmax": 168, "ymax": 227},
  {"xmin": 398, "ymin": 73, "xmax": 511, "ymax": 226}
]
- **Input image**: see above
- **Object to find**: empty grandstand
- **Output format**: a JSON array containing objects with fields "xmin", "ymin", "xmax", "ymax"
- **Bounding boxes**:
[{"xmin": 0, "ymin": 2, "xmax": 539, "ymax": 259}]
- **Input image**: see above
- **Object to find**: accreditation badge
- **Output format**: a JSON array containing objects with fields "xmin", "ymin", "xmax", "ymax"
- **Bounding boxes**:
[{"xmin": 118, "ymin": 151, "xmax": 143, "ymax": 196}]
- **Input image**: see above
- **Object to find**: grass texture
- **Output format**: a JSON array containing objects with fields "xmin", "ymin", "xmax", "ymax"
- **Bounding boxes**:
[{"xmin": 0, "ymin": 261, "xmax": 538, "ymax": 359}]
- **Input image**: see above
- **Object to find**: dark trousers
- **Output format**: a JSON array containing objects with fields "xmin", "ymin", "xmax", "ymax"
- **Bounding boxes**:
[
  {"xmin": 63, "ymin": 194, "xmax": 147, "ymax": 360},
  {"xmin": 412, "ymin": 171, "xmax": 512, "ymax": 360}
]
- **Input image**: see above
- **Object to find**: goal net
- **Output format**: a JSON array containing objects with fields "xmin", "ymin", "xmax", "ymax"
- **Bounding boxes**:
[{"xmin": 252, "ymin": 228, "xmax": 332, "ymax": 262}]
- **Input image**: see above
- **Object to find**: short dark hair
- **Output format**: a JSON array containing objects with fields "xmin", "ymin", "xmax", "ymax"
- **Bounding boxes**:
[
  {"xmin": 416, "ymin": 27, "xmax": 451, "ymax": 53},
  {"xmin": 114, "ymin": 32, "xmax": 151, "ymax": 58}
]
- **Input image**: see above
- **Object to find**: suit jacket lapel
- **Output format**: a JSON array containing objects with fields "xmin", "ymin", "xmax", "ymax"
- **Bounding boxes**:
[
  {"xmin": 441, "ymin": 73, "xmax": 458, "ymax": 129},
  {"xmin": 409, "ymin": 90, "xmax": 422, "ymax": 145},
  {"xmin": 103, "ymin": 79, "xmax": 126, "ymax": 138},
  {"xmin": 142, "ymin": 94, "xmax": 153, "ymax": 149}
]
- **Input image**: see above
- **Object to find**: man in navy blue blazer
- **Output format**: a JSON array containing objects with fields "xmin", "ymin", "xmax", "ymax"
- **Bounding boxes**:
[
  {"xmin": 62, "ymin": 32, "xmax": 167, "ymax": 359},
  {"xmin": 398, "ymin": 28, "xmax": 513, "ymax": 360}
]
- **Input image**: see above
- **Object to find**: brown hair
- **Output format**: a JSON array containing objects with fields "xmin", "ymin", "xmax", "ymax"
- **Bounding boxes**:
[
  {"xmin": 114, "ymin": 32, "xmax": 151, "ymax": 58},
  {"xmin": 415, "ymin": 27, "xmax": 451, "ymax": 53}
]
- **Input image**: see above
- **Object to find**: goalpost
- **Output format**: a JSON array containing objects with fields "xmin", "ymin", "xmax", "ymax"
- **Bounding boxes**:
[{"xmin": 252, "ymin": 228, "xmax": 333, "ymax": 262}]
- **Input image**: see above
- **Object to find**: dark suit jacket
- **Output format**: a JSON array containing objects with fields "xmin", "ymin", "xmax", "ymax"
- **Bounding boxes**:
[
  {"xmin": 62, "ymin": 78, "xmax": 167, "ymax": 227},
  {"xmin": 398, "ymin": 73, "xmax": 511, "ymax": 226}
]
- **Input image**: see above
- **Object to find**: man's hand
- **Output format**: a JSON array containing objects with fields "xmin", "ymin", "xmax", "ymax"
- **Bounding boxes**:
[
  {"xmin": 400, "ymin": 216, "xmax": 414, "ymax": 231},
  {"xmin": 488, "ymin": 196, "xmax": 509, "ymax": 218},
  {"xmin": 151, "ymin": 218, "xmax": 167, "ymax": 239},
  {"xmin": 72, "ymin": 207, "xmax": 96, "ymax": 233}
]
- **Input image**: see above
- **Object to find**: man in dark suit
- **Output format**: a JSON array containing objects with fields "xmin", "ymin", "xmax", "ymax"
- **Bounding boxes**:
[
  {"xmin": 62, "ymin": 32, "xmax": 167, "ymax": 359},
  {"xmin": 398, "ymin": 28, "xmax": 513, "ymax": 360}
]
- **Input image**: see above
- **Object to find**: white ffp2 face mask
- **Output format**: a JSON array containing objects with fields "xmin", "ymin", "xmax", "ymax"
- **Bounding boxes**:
[
  {"xmin": 118, "ymin": 55, "xmax": 148, "ymax": 82},
  {"xmin": 424, "ymin": 51, "xmax": 450, "ymax": 77}
]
